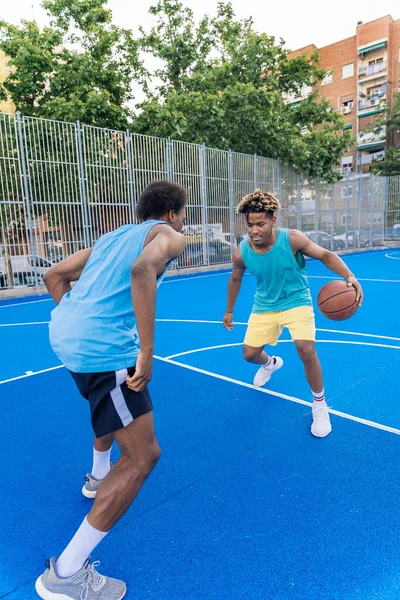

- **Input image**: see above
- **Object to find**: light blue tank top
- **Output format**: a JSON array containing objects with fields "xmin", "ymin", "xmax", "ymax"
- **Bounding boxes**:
[
  {"xmin": 49, "ymin": 220, "xmax": 168, "ymax": 372},
  {"xmin": 240, "ymin": 228, "xmax": 312, "ymax": 313}
]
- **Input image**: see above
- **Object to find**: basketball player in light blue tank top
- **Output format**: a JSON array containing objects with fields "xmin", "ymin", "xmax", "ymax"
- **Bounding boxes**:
[
  {"xmin": 223, "ymin": 190, "xmax": 363, "ymax": 439},
  {"xmin": 36, "ymin": 182, "xmax": 187, "ymax": 600}
]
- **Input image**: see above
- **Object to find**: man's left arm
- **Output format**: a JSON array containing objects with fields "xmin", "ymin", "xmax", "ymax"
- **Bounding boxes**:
[{"xmin": 290, "ymin": 230, "xmax": 363, "ymax": 307}]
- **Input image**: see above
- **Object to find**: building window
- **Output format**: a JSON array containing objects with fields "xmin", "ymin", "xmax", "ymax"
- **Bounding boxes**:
[
  {"xmin": 369, "ymin": 58, "xmax": 383, "ymax": 67},
  {"xmin": 321, "ymin": 72, "xmax": 333, "ymax": 85},
  {"xmin": 342, "ymin": 63, "xmax": 354, "ymax": 78},
  {"xmin": 341, "ymin": 156, "xmax": 353, "ymax": 171},
  {"xmin": 341, "ymin": 185, "xmax": 353, "ymax": 198},
  {"xmin": 342, "ymin": 94, "xmax": 354, "ymax": 108},
  {"xmin": 341, "ymin": 213, "xmax": 353, "ymax": 225}
]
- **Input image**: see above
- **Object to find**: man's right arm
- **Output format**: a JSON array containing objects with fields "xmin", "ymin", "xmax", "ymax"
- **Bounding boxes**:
[
  {"xmin": 223, "ymin": 247, "xmax": 246, "ymax": 331},
  {"xmin": 127, "ymin": 228, "xmax": 185, "ymax": 392}
]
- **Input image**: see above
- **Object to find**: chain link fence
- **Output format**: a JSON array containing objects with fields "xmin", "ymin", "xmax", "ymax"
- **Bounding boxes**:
[{"xmin": 0, "ymin": 111, "xmax": 397, "ymax": 290}]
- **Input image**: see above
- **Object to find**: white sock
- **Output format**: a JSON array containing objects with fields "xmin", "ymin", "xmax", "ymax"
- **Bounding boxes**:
[
  {"xmin": 56, "ymin": 517, "xmax": 108, "ymax": 578},
  {"xmin": 263, "ymin": 357, "xmax": 275, "ymax": 367},
  {"xmin": 91, "ymin": 447, "xmax": 112, "ymax": 480},
  {"xmin": 312, "ymin": 388, "xmax": 325, "ymax": 403}
]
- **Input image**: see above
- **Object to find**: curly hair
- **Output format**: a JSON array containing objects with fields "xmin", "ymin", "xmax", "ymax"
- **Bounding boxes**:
[
  {"xmin": 136, "ymin": 181, "xmax": 187, "ymax": 221},
  {"xmin": 236, "ymin": 189, "xmax": 281, "ymax": 215}
]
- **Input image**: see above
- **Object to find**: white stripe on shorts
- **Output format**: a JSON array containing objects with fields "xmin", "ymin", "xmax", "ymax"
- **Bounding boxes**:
[{"xmin": 110, "ymin": 368, "xmax": 134, "ymax": 428}]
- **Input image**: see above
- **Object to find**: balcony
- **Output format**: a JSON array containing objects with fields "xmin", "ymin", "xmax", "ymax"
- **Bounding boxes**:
[
  {"xmin": 358, "ymin": 150, "xmax": 385, "ymax": 165},
  {"xmin": 358, "ymin": 94, "xmax": 386, "ymax": 111},
  {"xmin": 357, "ymin": 126, "xmax": 386, "ymax": 147},
  {"xmin": 283, "ymin": 85, "xmax": 313, "ymax": 105},
  {"xmin": 358, "ymin": 62, "xmax": 387, "ymax": 78}
]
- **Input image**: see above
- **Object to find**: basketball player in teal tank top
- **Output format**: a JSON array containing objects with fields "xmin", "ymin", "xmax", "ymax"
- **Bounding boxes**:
[{"xmin": 223, "ymin": 190, "xmax": 363, "ymax": 439}]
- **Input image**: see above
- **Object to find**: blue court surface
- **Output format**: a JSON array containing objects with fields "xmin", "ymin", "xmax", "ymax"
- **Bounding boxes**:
[{"xmin": 1, "ymin": 248, "xmax": 400, "ymax": 600}]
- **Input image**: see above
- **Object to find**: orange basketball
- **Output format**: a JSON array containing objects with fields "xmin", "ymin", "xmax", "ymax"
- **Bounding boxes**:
[{"xmin": 317, "ymin": 280, "xmax": 358, "ymax": 321}]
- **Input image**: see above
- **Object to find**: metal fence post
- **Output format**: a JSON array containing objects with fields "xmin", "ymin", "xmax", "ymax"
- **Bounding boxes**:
[
  {"xmin": 370, "ymin": 172, "xmax": 375, "ymax": 245},
  {"xmin": 358, "ymin": 172, "xmax": 363, "ymax": 242},
  {"xmin": 315, "ymin": 177, "xmax": 319, "ymax": 232},
  {"xmin": 383, "ymin": 175, "xmax": 388, "ymax": 240},
  {"xmin": 254, "ymin": 153, "xmax": 258, "ymax": 189},
  {"xmin": 126, "ymin": 130, "xmax": 136, "ymax": 222},
  {"xmin": 166, "ymin": 137, "xmax": 173, "ymax": 181},
  {"xmin": 200, "ymin": 143, "xmax": 209, "ymax": 266},
  {"xmin": 297, "ymin": 174, "xmax": 302, "ymax": 230},
  {"xmin": 76, "ymin": 121, "xmax": 91, "ymax": 247},
  {"xmin": 277, "ymin": 159, "xmax": 282, "ymax": 227},
  {"xmin": 228, "ymin": 149, "xmax": 235, "ymax": 248},
  {"xmin": 331, "ymin": 182, "xmax": 335, "ymax": 240},
  {"xmin": 16, "ymin": 111, "xmax": 39, "ymax": 286},
  {"xmin": 272, "ymin": 159, "xmax": 275, "ymax": 197},
  {"xmin": 345, "ymin": 171, "xmax": 349, "ymax": 248}
]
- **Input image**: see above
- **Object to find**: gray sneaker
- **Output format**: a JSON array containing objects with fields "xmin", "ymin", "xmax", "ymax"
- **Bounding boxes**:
[
  {"xmin": 35, "ymin": 557, "xmax": 126, "ymax": 599},
  {"xmin": 82, "ymin": 462, "xmax": 113, "ymax": 498}
]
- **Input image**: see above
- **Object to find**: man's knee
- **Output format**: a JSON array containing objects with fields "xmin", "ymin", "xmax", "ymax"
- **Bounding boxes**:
[
  {"xmin": 243, "ymin": 345, "xmax": 262, "ymax": 363},
  {"xmin": 147, "ymin": 440, "xmax": 162, "ymax": 471},
  {"xmin": 133, "ymin": 440, "xmax": 161, "ymax": 478},
  {"xmin": 296, "ymin": 342, "xmax": 317, "ymax": 363}
]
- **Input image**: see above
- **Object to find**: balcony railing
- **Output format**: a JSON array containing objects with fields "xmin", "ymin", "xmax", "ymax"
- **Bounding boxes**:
[
  {"xmin": 283, "ymin": 85, "xmax": 313, "ymax": 104},
  {"xmin": 357, "ymin": 126, "xmax": 386, "ymax": 146},
  {"xmin": 358, "ymin": 62, "xmax": 387, "ymax": 78},
  {"xmin": 358, "ymin": 150, "xmax": 385, "ymax": 165},
  {"xmin": 358, "ymin": 94, "xmax": 386, "ymax": 111}
]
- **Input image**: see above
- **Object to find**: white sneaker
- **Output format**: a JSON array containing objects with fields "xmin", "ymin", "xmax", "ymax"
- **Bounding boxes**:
[
  {"xmin": 253, "ymin": 356, "xmax": 283, "ymax": 387},
  {"xmin": 311, "ymin": 401, "xmax": 332, "ymax": 438}
]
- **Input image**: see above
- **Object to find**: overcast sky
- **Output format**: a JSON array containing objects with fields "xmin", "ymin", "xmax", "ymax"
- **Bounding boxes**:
[{"xmin": 2, "ymin": 0, "xmax": 399, "ymax": 51}]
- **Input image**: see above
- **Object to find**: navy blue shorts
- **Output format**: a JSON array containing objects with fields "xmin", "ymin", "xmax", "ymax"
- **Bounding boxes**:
[{"xmin": 69, "ymin": 366, "xmax": 153, "ymax": 438}]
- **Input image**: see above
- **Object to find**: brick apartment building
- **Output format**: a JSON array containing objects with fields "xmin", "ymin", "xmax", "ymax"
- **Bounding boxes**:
[
  {"xmin": 0, "ymin": 50, "xmax": 15, "ymax": 114},
  {"xmin": 288, "ymin": 15, "xmax": 400, "ymax": 173}
]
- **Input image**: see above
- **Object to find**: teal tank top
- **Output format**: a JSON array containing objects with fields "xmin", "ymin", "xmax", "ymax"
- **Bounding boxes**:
[{"xmin": 240, "ymin": 228, "xmax": 312, "ymax": 313}]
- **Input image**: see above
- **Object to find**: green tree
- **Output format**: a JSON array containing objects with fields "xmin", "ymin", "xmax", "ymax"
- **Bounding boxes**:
[
  {"xmin": 134, "ymin": 0, "xmax": 352, "ymax": 181},
  {"xmin": 366, "ymin": 93, "xmax": 400, "ymax": 176},
  {"xmin": 0, "ymin": 0, "xmax": 144, "ymax": 128}
]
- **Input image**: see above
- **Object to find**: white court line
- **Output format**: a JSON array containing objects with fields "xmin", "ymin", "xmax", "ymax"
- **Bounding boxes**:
[
  {"xmin": 308, "ymin": 276, "xmax": 400, "ymax": 283},
  {"xmin": 0, "ymin": 321, "xmax": 49, "ymax": 327},
  {"xmin": 0, "ymin": 298, "xmax": 52, "ymax": 309},
  {"xmin": 2, "ymin": 318, "xmax": 399, "ymax": 346},
  {"xmin": 166, "ymin": 339, "xmax": 400, "ymax": 360},
  {"xmin": 167, "ymin": 343, "xmax": 242, "ymax": 358},
  {"xmin": 164, "ymin": 271, "xmax": 230, "ymax": 283},
  {"xmin": 1, "ymin": 354, "xmax": 398, "ymax": 437},
  {"xmin": 317, "ymin": 328, "xmax": 400, "ymax": 342},
  {"xmin": 154, "ymin": 355, "xmax": 400, "ymax": 436},
  {"xmin": 0, "ymin": 364, "xmax": 64, "ymax": 385},
  {"xmin": 156, "ymin": 319, "xmax": 400, "ymax": 343},
  {"xmin": 157, "ymin": 318, "xmax": 237, "ymax": 325},
  {"xmin": 244, "ymin": 272, "xmax": 400, "ymax": 283},
  {"xmin": 385, "ymin": 252, "xmax": 400, "ymax": 260}
]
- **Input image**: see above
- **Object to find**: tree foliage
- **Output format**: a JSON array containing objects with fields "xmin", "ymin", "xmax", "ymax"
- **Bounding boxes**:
[
  {"xmin": 366, "ymin": 93, "xmax": 400, "ymax": 176},
  {"xmin": 134, "ymin": 0, "xmax": 352, "ymax": 181},
  {"xmin": 0, "ymin": 0, "xmax": 144, "ymax": 128},
  {"xmin": 0, "ymin": 0, "xmax": 353, "ymax": 180}
]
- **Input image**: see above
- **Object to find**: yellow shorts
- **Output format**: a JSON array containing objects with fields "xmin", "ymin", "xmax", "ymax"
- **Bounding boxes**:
[{"xmin": 244, "ymin": 305, "xmax": 316, "ymax": 348}]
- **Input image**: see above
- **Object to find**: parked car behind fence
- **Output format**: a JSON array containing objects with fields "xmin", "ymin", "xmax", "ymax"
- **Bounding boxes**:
[{"xmin": 0, "ymin": 254, "xmax": 54, "ymax": 288}]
